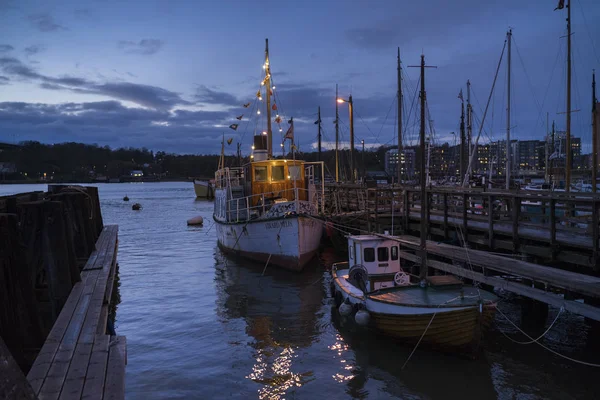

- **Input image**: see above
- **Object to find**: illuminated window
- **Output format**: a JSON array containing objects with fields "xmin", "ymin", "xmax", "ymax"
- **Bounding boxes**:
[
  {"xmin": 254, "ymin": 166, "xmax": 267, "ymax": 181},
  {"xmin": 271, "ymin": 165, "xmax": 285, "ymax": 181}
]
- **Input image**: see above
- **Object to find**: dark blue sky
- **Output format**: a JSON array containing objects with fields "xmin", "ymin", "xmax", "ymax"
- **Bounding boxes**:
[{"xmin": 1, "ymin": 0, "xmax": 599, "ymax": 155}]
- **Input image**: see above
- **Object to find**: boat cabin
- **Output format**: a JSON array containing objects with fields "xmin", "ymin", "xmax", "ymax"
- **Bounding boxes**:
[{"xmin": 347, "ymin": 235, "xmax": 406, "ymax": 291}]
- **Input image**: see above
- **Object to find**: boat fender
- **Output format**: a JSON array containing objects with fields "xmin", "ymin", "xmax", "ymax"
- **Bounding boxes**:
[
  {"xmin": 355, "ymin": 309, "xmax": 370, "ymax": 326},
  {"xmin": 339, "ymin": 298, "xmax": 353, "ymax": 316},
  {"xmin": 394, "ymin": 271, "xmax": 410, "ymax": 286}
]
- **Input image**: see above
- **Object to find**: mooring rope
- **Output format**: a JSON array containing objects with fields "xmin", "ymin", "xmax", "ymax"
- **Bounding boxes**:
[
  {"xmin": 494, "ymin": 304, "xmax": 600, "ymax": 367},
  {"xmin": 401, "ymin": 312, "xmax": 437, "ymax": 370}
]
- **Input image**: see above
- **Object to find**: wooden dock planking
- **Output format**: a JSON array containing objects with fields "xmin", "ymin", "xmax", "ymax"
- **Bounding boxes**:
[
  {"xmin": 104, "ymin": 336, "xmax": 126, "ymax": 400},
  {"xmin": 395, "ymin": 235, "xmax": 600, "ymax": 298},
  {"xmin": 80, "ymin": 335, "xmax": 109, "ymax": 400},
  {"xmin": 26, "ymin": 225, "xmax": 124, "ymax": 400},
  {"xmin": 399, "ymin": 250, "xmax": 600, "ymax": 321}
]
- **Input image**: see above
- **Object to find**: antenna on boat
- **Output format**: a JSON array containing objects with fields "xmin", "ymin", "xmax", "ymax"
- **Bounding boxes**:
[{"xmin": 409, "ymin": 54, "xmax": 436, "ymax": 281}]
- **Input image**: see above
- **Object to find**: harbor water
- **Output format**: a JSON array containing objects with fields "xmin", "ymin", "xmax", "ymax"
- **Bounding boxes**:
[{"xmin": 1, "ymin": 182, "xmax": 598, "ymax": 399}]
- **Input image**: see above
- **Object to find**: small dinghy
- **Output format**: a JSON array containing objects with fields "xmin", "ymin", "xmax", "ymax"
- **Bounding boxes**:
[{"xmin": 331, "ymin": 235, "xmax": 497, "ymax": 355}]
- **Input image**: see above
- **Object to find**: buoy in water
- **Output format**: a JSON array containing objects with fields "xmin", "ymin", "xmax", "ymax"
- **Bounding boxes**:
[
  {"xmin": 339, "ymin": 298, "xmax": 353, "ymax": 317},
  {"xmin": 132, "ymin": 203, "xmax": 142, "ymax": 210},
  {"xmin": 187, "ymin": 215, "xmax": 204, "ymax": 226},
  {"xmin": 123, "ymin": 195, "xmax": 129, "ymax": 201},
  {"xmin": 355, "ymin": 309, "xmax": 370, "ymax": 326}
]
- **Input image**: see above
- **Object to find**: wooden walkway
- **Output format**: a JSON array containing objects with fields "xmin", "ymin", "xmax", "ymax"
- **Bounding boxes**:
[
  {"xmin": 324, "ymin": 184, "xmax": 600, "ymax": 270},
  {"xmin": 26, "ymin": 225, "xmax": 126, "ymax": 400},
  {"xmin": 391, "ymin": 234, "xmax": 600, "ymax": 321}
]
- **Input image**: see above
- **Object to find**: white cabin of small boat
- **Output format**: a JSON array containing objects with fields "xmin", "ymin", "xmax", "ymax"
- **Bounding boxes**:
[{"xmin": 345, "ymin": 235, "xmax": 407, "ymax": 290}]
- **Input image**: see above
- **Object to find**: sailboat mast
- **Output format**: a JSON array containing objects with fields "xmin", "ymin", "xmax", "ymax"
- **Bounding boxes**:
[
  {"xmin": 419, "ymin": 54, "xmax": 427, "ymax": 279},
  {"xmin": 506, "ymin": 29, "xmax": 512, "ymax": 190},
  {"xmin": 566, "ymin": 0, "xmax": 572, "ymax": 191},
  {"xmin": 460, "ymin": 95, "xmax": 466, "ymax": 183},
  {"xmin": 593, "ymin": 70, "xmax": 597, "ymax": 192},
  {"xmin": 397, "ymin": 47, "xmax": 403, "ymax": 185},
  {"xmin": 264, "ymin": 39, "xmax": 273, "ymax": 158},
  {"xmin": 545, "ymin": 112, "xmax": 549, "ymax": 183},
  {"xmin": 466, "ymin": 80, "xmax": 472, "ymax": 163},
  {"xmin": 335, "ymin": 84, "xmax": 340, "ymax": 182},
  {"xmin": 318, "ymin": 106, "xmax": 322, "ymax": 162}
]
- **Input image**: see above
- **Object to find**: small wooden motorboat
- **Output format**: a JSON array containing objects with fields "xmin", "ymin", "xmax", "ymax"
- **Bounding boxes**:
[{"xmin": 331, "ymin": 235, "xmax": 498, "ymax": 354}]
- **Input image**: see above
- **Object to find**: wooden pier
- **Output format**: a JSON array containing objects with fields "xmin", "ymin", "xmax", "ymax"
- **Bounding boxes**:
[
  {"xmin": 0, "ymin": 186, "xmax": 125, "ymax": 400},
  {"xmin": 325, "ymin": 184, "xmax": 600, "ymax": 270}
]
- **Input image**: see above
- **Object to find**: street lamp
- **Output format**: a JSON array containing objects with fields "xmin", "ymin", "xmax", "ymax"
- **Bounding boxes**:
[{"xmin": 337, "ymin": 95, "xmax": 354, "ymax": 182}]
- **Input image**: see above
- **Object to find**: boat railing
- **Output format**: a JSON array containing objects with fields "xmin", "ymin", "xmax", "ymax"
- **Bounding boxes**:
[
  {"xmin": 226, "ymin": 187, "xmax": 323, "ymax": 223},
  {"xmin": 215, "ymin": 167, "xmax": 244, "ymax": 189}
]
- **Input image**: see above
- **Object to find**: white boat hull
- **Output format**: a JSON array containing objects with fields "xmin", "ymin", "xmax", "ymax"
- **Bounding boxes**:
[{"xmin": 215, "ymin": 215, "xmax": 322, "ymax": 271}]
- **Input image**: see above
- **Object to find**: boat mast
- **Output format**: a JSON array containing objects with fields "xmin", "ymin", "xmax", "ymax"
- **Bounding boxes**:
[
  {"xmin": 566, "ymin": 0, "xmax": 572, "ymax": 191},
  {"xmin": 551, "ymin": 120, "xmax": 555, "ymax": 184},
  {"xmin": 592, "ymin": 70, "xmax": 597, "ymax": 192},
  {"xmin": 264, "ymin": 39, "xmax": 273, "ymax": 158},
  {"xmin": 466, "ymin": 80, "xmax": 472, "ymax": 170},
  {"xmin": 317, "ymin": 106, "xmax": 322, "ymax": 162},
  {"xmin": 408, "ymin": 54, "xmax": 435, "ymax": 280},
  {"xmin": 335, "ymin": 84, "xmax": 340, "ymax": 182},
  {"xmin": 397, "ymin": 47, "xmax": 403, "ymax": 185},
  {"xmin": 506, "ymin": 29, "xmax": 512, "ymax": 190},
  {"xmin": 545, "ymin": 112, "xmax": 549, "ymax": 183},
  {"xmin": 460, "ymin": 91, "xmax": 466, "ymax": 183}
]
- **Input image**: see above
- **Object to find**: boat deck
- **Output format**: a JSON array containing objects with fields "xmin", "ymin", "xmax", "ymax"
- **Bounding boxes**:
[{"xmin": 369, "ymin": 286, "xmax": 498, "ymax": 308}]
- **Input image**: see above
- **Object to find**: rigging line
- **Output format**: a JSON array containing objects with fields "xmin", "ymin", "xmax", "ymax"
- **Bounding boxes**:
[
  {"xmin": 374, "ymin": 95, "xmax": 397, "ymax": 143},
  {"xmin": 495, "ymin": 305, "xmax": 564, "ymax": 345},
  {"xmin": 494, "ymin": 305, "xmax": 600, "ymax": 367},
  {"xmin": 576, "ymin": 0, "xmax": 600, "ymax": 65},
  {"xmin": 512, "ymin": 36, "xmax": 547, "ymax": 132},
  {"xmin": 354, "ymin": 108, "xmax": 377, "ymax": 140}
]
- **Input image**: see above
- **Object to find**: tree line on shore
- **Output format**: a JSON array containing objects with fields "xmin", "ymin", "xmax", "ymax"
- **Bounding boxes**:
[{"xmin": 0, "ymin": 141, "xmax": 393, "ymax": 182}]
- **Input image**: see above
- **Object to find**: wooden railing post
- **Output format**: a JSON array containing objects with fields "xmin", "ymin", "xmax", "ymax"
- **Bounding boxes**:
[
  {"xmin": 404, "ymin": 190, "xmax": 410, "ymax": 232},
  {"xmin": 488, "ymin": 194, "xmax": 495, "ymax": 248},
  {"xmin": 550, "ymin": 198, "xmax": 556, "ymax": 260},
  {"xmin": 462, "ymin": 193, "xmax": 468, "ymax": 242},
  {"xmin": 443, "ymin": 192, "xmax": 448, "ymax": 240},
  {"xmin": 512, "ymin": 196, "xmax": 521, "ymax": 253},
  {"xmin": 593, "ymin": 200, "xmax": 599, "ymax": 270},
  {"xmin": 427, "ymin": 191, "xmax": 432, "ymax": 239}
]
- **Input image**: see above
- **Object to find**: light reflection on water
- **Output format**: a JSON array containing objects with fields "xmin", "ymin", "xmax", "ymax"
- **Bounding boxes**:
[{"xmin": 1, "ymin": 182, "xmax": 599, "ymax": 399}]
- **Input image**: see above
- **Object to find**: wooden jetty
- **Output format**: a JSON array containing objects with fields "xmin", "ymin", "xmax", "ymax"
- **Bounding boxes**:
[
  {"xmin": 0, "ymin": 186, "xmax": 125, "ymax": 400},
  {"xmin": 324, "ymin": 183, "xmax": 600, "ymax": 322},
  {"xmin": 325, "ymin": 184, "xmax": 600, "ymax": 270}
]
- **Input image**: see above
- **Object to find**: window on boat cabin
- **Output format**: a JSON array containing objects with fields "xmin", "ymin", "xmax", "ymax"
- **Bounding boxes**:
[
  {"xmin": 272, "ymin": 165, "xmax": 285, "ymax": 181},
  {"xmin": 377, "ymin": 247, "xmax": 389, "ymax": 262},
  {"xmin": 288, "ymin": 165, "xmax": 302, "ymax": 180},
  {"xmin": 254, "ymin": 166, "xmax": 267, "ymax": 182},
  {"xmin": 391, "ymin": 246, "xmax": 398, "ymax": 261},
  {"xmin": 363, "ymin": 247, "xmax": 375, "ymax": 262}
]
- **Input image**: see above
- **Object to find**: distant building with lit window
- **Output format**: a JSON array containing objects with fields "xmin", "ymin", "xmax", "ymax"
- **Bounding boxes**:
[{"xmin": 385, "ymin": 148, "xmax": 415, "ymax": 180}]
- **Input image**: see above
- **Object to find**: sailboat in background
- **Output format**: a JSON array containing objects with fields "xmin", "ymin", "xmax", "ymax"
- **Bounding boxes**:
[{"xmin": 213, "ymin": 39, "xmax": 325, "ymax": 271}]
